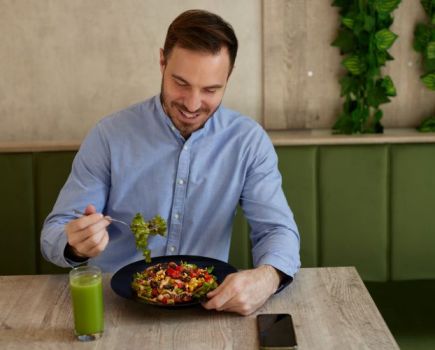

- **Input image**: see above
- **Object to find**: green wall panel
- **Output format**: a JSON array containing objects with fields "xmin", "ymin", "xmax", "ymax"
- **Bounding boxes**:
[
  {"xmin": 391, "ymin": 145, "xmax": 435, "ymax": 280},
  {"xmin": 34, "ymin": 151, "xmax": 76, "ymax": 274},
  {"xmin": 3, "ymin": 142, "xmax": 435, "ymax": 282},
  {"xmin": 0, "ymin": 153, "xmax": 35, "ymax": 275},
  {"xmin": 319, "ymin": 146, "xmax": 389, "ymax": 281},
  {"xmin": 276, "ymin": 146, "xmax": 317, "ymax": 267}
]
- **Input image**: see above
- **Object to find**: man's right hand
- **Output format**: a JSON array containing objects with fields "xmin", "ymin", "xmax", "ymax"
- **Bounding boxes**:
[{"xmin": 65, "ymin": 204, "xmax": 110, "ymax": 258}]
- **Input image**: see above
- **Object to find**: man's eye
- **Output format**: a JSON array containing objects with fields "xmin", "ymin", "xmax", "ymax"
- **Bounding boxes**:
[
  {"xmin": 205, "ymin": 88, "xmax": 217, "ymax": 94},
  {"xmin": 175, "ymin": 80, "xmax": 187, "ymax": 87}
]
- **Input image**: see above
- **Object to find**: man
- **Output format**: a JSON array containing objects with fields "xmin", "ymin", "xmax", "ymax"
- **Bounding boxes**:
[{"xmin": 41, "ymin": 9, "xmax": 300, "ymax": 315}]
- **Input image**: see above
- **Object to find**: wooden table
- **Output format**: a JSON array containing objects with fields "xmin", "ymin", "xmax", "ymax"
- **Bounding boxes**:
[{"xmin": 0, "ymin": 267, "xmax": 398, "ymax": 349}]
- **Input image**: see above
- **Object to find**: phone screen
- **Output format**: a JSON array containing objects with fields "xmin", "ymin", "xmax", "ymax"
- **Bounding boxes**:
[{"xmin": 257, "ymin": 313, "xmax": 297, "ymax": 350}]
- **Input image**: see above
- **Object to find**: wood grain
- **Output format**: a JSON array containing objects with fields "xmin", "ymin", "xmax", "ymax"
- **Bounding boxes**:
[
  {"xmin": 263, "ymin": 0, "xmax": 435, "ymax": 130},
  {"xmin": 0, "ymin": 267, "xmax": 398, "ymax": 349}
]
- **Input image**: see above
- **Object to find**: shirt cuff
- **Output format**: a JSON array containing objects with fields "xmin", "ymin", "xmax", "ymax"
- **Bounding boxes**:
[
  {"xmin": 64, "ymin": 243, "xmax": 89, "ymax": 266},
  {"xmin": 274, "ymin": 269, "xmax": 293, "ymax": 294}
]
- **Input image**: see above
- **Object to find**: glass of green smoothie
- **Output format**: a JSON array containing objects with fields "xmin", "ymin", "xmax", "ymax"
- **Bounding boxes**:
[{"xmin": 69, "ymin": 265, "xmax": 104, "ymax": 341}]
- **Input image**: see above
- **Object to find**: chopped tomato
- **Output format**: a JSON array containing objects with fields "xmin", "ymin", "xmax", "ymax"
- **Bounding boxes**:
[
  {"xmin": 205, "ymin": 275, "xmax": 213, "ymax": 282},
  {"xmin": 167, "ymin": 268, "xmax": 181, "ymax": 278}
]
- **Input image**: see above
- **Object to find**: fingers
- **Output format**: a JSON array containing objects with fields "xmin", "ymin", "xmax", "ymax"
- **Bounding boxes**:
[
  {"xmin": 67, "ymin": 213, "xmax": 105, "ymax": 233},
  {"xmin": 84, "ymin": 230, "xmax": 109, "ymax": 258},
  {"xmin": 202, "ymin": 274, "xmax": 239, "ymax": 310},
  {"xmin": 203, "ymin": 287, "xmax": 254, "ymax": 315},
  {"xmin": 65, "ymin": 207, "xmax": 111, "ymax": 258},
  {"xmin": 72, "ymin": 226, "xmax": 109, "ymax": 256},
  {"xmin": 202, "ymin": 267, "xmax": 279, "ymax": 316},
  {"xmin": 84, "ymin": 204, "xmax": 97, "ymax": 215}
]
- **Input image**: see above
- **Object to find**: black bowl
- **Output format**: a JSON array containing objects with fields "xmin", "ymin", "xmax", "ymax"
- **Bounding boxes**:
[{"xmin": 110, "ymin": 255, "xmax": 238, "ymax": 308}]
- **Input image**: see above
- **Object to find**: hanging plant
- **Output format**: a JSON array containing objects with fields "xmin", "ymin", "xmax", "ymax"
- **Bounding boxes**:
[
  {"xmin": 413, "ymin": 0, "xmax": 435, "ymax": 132},
  {"xmin": 331, "ymin": 0, "xmax": 401, "ymax": 134}
]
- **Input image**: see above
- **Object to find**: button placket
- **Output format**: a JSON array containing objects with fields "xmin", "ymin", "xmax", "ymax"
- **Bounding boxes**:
[{"xmin": 166, "ymin": 142, "xmax": 191, "ymax": 255}]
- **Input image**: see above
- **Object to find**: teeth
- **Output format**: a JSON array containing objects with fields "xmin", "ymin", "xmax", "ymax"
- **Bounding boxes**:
[{"xmin": 180, "ymin": 109, "xmax": 198, "ymax": 119}]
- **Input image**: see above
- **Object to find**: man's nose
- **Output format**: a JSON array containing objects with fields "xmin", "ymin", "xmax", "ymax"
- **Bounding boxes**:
[{"xmin": 184, "ymin": 90, "xmax": 201, "ymax": 112}]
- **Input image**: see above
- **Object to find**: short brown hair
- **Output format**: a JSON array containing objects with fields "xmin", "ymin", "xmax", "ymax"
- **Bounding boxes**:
[{"xmin": 163, "ymin": 9, "xmax": 238, "ymax": 74}]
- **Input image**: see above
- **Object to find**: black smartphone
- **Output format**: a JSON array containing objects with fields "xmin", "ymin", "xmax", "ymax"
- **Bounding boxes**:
[{"xmin": 257, "ymin": 313, "xmax": 297, "ymax": 350}]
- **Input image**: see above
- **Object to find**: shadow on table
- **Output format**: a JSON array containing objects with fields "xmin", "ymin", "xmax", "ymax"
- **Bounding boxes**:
[
  {"xmin": 108, "ymin": 297, "xmax": 242, "ymax": 324},
  {"xmin": 366, "ymin": 280, "xmax": 435, "ymax": 350}
]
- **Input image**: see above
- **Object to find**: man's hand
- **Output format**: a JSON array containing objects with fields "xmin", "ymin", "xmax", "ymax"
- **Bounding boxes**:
[
  {"xmin": 202, "ymin": 264, "xmax": 282, "ymax": 316},
  {"xmin": 65, "ymin": 204, "xmax": 110, "ymax": 258}
]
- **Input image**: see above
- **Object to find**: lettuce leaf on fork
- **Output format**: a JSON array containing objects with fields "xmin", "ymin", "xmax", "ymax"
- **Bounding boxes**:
[{"xmin": 130, "ymin": 213, "xmax": 166, "ymax": 262}]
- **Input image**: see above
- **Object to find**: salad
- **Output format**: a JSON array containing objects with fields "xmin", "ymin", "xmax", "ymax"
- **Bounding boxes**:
[
  {"xmin": 130, "ymin": 213, "xmax": 166, "ymax": 263},
  {"xmin": 131, "ymin": 261, "xmax": 218, "ymax": 305}
]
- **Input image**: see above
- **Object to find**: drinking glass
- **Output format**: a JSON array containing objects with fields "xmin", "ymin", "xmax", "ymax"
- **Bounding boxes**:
[{"xmin": 69, "ymin": 265, "xmax": 104, "ymax": 341}]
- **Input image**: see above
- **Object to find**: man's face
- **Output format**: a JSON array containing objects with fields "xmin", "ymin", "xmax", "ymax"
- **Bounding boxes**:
[{"xmin": 160, "ymin": 45, "xmax": 231, "ymax": 138}]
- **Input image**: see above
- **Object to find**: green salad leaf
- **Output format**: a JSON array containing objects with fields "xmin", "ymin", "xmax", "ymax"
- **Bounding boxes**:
[
  {"xmin": 130, "ymin": 213, "xmax": 167, "ymax": 262},
  {"xmin": 192, "ymin": 280, "xmax": 218, "ymax": 299}
]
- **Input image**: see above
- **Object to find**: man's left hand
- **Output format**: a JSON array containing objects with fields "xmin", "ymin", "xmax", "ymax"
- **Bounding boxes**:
[{"xmin": 202, "ymin": 264, "xmax": 281, "ymax": 316}]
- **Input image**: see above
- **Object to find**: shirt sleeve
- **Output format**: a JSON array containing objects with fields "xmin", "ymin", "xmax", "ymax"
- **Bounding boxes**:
[
  {"xmin": 240, "ymin": 126, "xmax": 301, "ymax": 279},
  {"xmin": 40, "ymin": 123, "xmax": 111, "ymax": 268}
]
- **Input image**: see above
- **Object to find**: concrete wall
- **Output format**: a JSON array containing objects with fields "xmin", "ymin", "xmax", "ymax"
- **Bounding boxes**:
[
  {"xmin": 263, "ymin": 0, "xmax": 435, "ymax": 129},
  {"xmin": 0, "ymin": 0, "xmax": 262, "ymax": 141}
]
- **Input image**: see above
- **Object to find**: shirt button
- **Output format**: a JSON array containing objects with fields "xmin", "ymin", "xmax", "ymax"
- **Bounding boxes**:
[
  {"xmin": 171, "ymin": 125, "xmax": 176, "ymax": 131},
  {"xmin": 169, "ymin": 246, "xmax": 176, "ymax": 253},
  {"xmin": 183, "ymin": 145, "xmax": 188, "ymax": 151},
  {"xmin": 174, "ymin": 213, "xmax": 180, "ymax": 219},
  {"xmin": 178, "ymin": 179, "xmax": 184, "ymax": 185}
]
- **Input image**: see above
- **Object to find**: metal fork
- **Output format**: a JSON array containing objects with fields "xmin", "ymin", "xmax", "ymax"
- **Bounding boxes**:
[{"xmin": 72, "ymin": 209, "xmax": 130, "ymax": 227}]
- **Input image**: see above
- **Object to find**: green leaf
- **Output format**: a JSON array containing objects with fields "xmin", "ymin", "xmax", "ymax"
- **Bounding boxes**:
[
  {"xmin": 417, "ymin": 116, "xmax": 435, "ymax": 132},
  {"xmin": 367, "ymin": 85, "xmax": 391, "ymax": 107},
  {"xmin": 342, "ymin": 16, "xmax": 354, "ymax": 29},
  {"xmin": 376, "ymin": 50, "xmax": 394, "ymax": 66},
  {"xmin": 424, "ymin": 57, "xmax": 435, "ymax": 71},
  {"xmin": 381, "ymin": 75, "xmax": 397, "ymax": 96},
  {"xmin": 374, "ymin": 109, "xmax": 384, "ymax": 124},
  {"xmin": 130, "ymin": 213, "xmax": 167, "ymax": 263},
  {"xmin": 421, "ymin": 72, "xmax": 435, "ymax": 90},
  {"xmin": 364, "ymin": 16, "xmax": 376, "ymax": 32},
  {"xmin": 413, "ymin": 23, "xmax": 432, "ymax": 53},
  {"xmin": 372, "ymin": 109, "xmax": 384, "ymax": 133},
  {"xmin": 420, "ymin": 0, "xmax": 434, "ymax": 16},
  {"xmin": 331, "ymin": 29, "xmax": 356, "ymax": 53},
  {"xmin": 374, "ymin": 0, "xmax": 401, "ymax": 14},
  {"xmin": 339, "ymin": 75, "xmax": 359, "ymax": 96},
  {"xmin": 331, "ymin": 0, "xmax": 350, "ymax": 8},
  {"xmin": 375, "ymin": 29, "xmax": 398, "ymax": 50},
  {"xmin": 427, "ymin": 41, "xmax": 435, "ymax": 59},
  {"xmin": 342, "ymin": 55, "xmax": 366, "ymax": 75}
]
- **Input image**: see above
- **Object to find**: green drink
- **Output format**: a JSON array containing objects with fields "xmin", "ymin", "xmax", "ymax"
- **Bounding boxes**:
[{"xmin": 69, "ymin": 266, "xmax": 104, "ymax": 341}]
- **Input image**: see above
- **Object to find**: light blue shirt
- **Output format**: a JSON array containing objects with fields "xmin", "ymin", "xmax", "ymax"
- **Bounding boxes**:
[{"xmin": 41, "ymin": 95, "xmax": 300, "ymax": 277}]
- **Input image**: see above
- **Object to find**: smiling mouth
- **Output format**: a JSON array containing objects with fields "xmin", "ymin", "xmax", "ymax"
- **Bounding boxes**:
[{"xmin": 179, "ymin": 108, "xmax": 200, "ymax": 119}]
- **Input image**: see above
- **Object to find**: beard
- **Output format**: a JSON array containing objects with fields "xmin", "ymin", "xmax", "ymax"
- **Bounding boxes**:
[{"xmin": 159, "ymin": 75, "xmax": 221, "ymax": 138}]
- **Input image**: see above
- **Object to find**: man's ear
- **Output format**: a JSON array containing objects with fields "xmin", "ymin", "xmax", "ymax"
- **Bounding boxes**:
[{"xmin": 159, "ymin": 48, "xmax": 166, "ymax": 74}]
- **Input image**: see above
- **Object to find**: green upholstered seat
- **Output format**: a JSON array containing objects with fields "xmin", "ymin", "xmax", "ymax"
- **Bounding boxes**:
[
  {"xmin": 319, "ymin": 145, "xmax": 389, "ymax": 281},
  {"xmin": 34, "ymin": 151, "xmax": 76, "ymax": 274},
  {"xmin": 2, "ymin": 143, "xmax": 435, "ymax": 283},
  {"xmin": 0, "ymin": 154, "xmax": 35, "ymax": 275},
  {"xmin": 277, "ymin": 146, "xmax": 317, "ymax": 268},
  {"xmin": 391, "ymin": 144, "xmax": 435, "ymax": 280}
]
